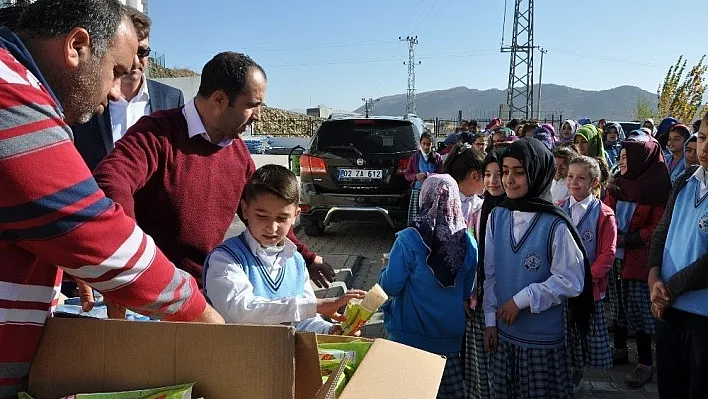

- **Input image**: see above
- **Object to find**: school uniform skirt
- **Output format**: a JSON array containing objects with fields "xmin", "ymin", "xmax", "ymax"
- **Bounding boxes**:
[
  {"xmin": 464, "ymin": 306, "xmax": 491, "ymax": 399},
  {"xmin": 408, "ymin": 188, "xmax": 421, "ymax": 224},
  {"xmin": 438, "ymin": 352, "xmax": 466, "ymax": 399},
  {"xmin": 618, "ymin": 279, "xmax": 655, "ymax": 335},
  {"xmin": 569, "ymin": 300, "xmax": 613, "ymax": 370},
  {"xmin": 608, "ymin": 258, "xmax": 622, "ymax": 322},
  {"xmin": 489, "ymin": 339, "xmax": 573, "ymax": 399}
]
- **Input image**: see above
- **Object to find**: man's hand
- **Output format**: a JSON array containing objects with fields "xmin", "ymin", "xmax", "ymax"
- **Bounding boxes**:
[
  {"xmin": 497, "ymin": 298, "xmax": 520, "ymax": 326},
  {"xmin": 76, "ymin": 280, "xmax": 95, "ymax": 312},
  {"xmin": 317, "ymin": 290, "xmax": 367, "ymax": 320},
  {"xmin": 416, "ymin": 172, "xmax": 426, "ymax": 181},
  {"xmin": 309, "ymin": 256, "xmax": 336, "ymax": 288},
  {"xmin": 105, "ymin": 299, "xmax": 127, "ymax": 319},
  {"xmin": 191, "ymin": 304, "xmax": 225, "ymax": 323},
  {"xmin": 484, "ymin": 327, "xmax": 498, "ymax": 352}
]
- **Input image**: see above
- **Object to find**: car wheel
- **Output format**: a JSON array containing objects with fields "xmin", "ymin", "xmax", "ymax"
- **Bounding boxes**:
[{"xmin": 302, "ymin": 218, "xmax": 325, "ymax": 236}]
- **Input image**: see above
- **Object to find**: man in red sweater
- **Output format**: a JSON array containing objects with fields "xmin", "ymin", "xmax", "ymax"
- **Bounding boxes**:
[
  {"xmin": 0, "ymin": 1, "xmax": 223, "ymax": 397},
  {"xmin": 93, "ymin": 52, "xmax": 335, "ymax": 316}
]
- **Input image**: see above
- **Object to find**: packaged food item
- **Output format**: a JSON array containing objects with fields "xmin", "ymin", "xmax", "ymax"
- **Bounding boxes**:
[
  {"xmin": 340, "ymin": 284, "xmax": 388, "ymax": 336},
  {"xmin": 19, "ymin": 383, "xmax": 195, "ymax": 399},
  {"xmin": 317, "ymin": 341, "xmax": 372, "ymax": 397}
]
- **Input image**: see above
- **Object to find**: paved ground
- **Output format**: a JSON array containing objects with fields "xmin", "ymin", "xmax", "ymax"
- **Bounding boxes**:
[
  {"xmin": 248, "ymin": 155, "xmax": 660, "ymax": 398},
  {"xmin": 295, "ymin": 222, "xmax": 660, "ymax": 399}
]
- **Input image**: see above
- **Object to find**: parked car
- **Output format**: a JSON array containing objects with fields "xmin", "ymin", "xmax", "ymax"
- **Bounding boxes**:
[{"xmin": 298, "ymin": 114, "xmax": 426, "ymax": 236}]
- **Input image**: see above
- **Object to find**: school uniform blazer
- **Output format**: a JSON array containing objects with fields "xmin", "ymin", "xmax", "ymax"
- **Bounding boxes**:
[
  {"xmin": 592, "ymin": 202, "xmax": 618, "ymax": 300},
  {"xmin": 70, "ymin": 79, "xmax": 184, "ymax": 170},
  {"xmin": 604, "ymin": 191, "xmax": 665, "ymax": 280},
  {"xmin": 403, "ymin": 151, "xmax": 444, "ymax": 187}
]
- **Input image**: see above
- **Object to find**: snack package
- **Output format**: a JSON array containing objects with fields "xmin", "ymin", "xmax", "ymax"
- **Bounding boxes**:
[
  {"xmin": 340, "ymin": 284, "xmax": 388, "ymax": 336},
  {"xmin": 318, "ymin": 341, "xmax": 372, "ymax": 397},
  {"xmin": 19, "ymin": 383, "xmax": 195, "ymax": 399}
]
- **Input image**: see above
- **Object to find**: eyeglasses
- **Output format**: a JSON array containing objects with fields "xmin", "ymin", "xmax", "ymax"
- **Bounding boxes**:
[{"xmin": 137, "ymin": 46, "xmax": 151, "ymax": 58}]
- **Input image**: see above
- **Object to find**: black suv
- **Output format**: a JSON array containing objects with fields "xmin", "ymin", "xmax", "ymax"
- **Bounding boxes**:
[{"xmin": 298, "ymin": 114, "xmax": 426, "ymax": 236}]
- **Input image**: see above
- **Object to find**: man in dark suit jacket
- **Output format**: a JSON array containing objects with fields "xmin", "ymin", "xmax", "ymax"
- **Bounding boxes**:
[{"xmin": 71, "ymin": 7, "xmax": 184, "ymax": 171}]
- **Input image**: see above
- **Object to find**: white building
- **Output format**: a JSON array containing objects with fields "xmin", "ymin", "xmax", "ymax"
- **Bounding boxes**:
[{"xmin": 1, "ymin": 0, "xmax": 148, "ymax": 13}]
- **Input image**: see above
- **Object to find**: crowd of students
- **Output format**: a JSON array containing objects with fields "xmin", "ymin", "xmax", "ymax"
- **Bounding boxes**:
[{"xmin": 382, "ymin": 116, "xmax": 707, "ymax": 398}]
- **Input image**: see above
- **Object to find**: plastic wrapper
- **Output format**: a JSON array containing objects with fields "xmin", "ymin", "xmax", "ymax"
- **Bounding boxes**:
[
  {"xmin": 318, "ymin": 341, "xmax": 372, "ymax": 397},
  {"xmin": 340, "ymin": 284, "xmax": 388, "ymax": 336},
  {"xmin": 19, "ymin": 383, "xmax": 195, "ymax": 399}
]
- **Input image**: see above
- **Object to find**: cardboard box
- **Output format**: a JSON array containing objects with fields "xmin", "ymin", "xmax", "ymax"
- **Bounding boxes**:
[{"xmin": 28, "ymin": 317, "xmax": 446, "ymax": 399}]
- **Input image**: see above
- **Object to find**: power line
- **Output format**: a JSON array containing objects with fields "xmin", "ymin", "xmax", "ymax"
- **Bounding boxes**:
[
  {"xmin": 412, "ymin": 0, "xmax": 441, "ymax": 34},
  {"xmin": 548, "ymin": 48, "xmax": 669, "ymax": 69},
  {"xmin": 177, "ymin": 39, "xmax": 400, "ymax": 54},
  {"xmin": 403, "ymin": 0, "xmax": 426, "ymax": 34},
  {"xmin": 261, "ymin": 49, "xmax": 498, "ymax": 68}
]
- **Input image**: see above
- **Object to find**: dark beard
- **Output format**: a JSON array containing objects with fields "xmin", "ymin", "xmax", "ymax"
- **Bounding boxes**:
[{"xmin": 53, "ymin": 57, "xmax": 103, "ymax": 124}]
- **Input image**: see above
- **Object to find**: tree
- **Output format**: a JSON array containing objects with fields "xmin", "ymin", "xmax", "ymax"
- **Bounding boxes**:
[
  {"xmin": 657, "ymin": 55, "xmax": 708, "ymax": 124},
  {"xmin": 633, "ymin": 97, "xmax": 656, "ymax": 121}
]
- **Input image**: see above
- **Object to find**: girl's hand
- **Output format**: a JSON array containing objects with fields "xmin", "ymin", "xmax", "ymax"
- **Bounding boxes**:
[
  {"xmin": 484, "ymin": 327, "xmax": 498, "ymax": 352},
  {"xmin": 650, "ymin": 281, "xmax": 672, "ymax": 320},
  {"xmin": 497, "ymin": 298, "xmax": 520, "ymax": 326}
]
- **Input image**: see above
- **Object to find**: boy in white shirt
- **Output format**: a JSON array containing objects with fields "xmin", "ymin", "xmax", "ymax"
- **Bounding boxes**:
[{"xmin": 204, "ymin": 164, "xmax": 365, "ymax": 333}]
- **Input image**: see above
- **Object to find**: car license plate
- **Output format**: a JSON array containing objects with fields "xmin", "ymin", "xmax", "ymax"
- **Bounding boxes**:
[{"xmin": 338, "ymin": 169, "xmax": 383, "ymax": 179}]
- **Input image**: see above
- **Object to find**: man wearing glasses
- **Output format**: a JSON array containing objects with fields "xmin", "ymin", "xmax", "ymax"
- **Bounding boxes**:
[{"xmin": 71, "ymin": 7, "xmax": 184, "ymax": 171}]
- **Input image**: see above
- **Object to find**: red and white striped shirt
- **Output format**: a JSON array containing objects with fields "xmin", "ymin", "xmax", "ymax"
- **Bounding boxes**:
[{"xmin": 0, "ymin": 40, "xmax": 206, "ymax": 397}]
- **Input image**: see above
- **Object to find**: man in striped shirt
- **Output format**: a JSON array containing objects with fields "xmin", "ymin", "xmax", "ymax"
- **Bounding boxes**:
[{"xmin": 0, "ymin": 1, "xmax": 224, "ymax": 397}]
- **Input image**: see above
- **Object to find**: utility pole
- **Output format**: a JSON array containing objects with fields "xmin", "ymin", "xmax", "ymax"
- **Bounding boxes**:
[
  {"xmin": 361, "ymin": 97, "xmax": 379, "ymax": 118},
  {"xmin": 537, "ymin": 47, "xmax": 547, "ymax": 120},
  {"xmin": 501, "ymin": 0, "xmax": 535, "ymax": 120},
  {"xmin": 399, "ymin": 36, "xmax": 420, "ymax": 115}
]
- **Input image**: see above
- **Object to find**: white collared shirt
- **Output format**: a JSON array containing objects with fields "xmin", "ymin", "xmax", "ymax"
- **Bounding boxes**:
[
  {"xmin": 691, "ymin": 166, "xmax": 708, "ymax": 198},
  {"xmin": 568, "ymin": 195, "xmax": 594, "ymax": 226},
  {"xmin": 204, "ymin": 230, "xmax": 332, "ymax": 334},
  {"xmin": 109, "ymin": 78, "xmax": 151, "ymax": 143},
  {"xmin": 182, "ymin": 98, "xmax": 234, "ymax": 148},
  {"xmin": 551, "ymin": 177, "xmax": 569, "ymax": 204},
  {"xmin": 483, "ymin": 210, "xmax": 585, "ymax": 327}
]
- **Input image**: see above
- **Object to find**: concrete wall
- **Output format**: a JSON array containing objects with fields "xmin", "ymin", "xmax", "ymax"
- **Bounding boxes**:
[{"xmin": 151, "ymin": 76, "xmax": 201, "ymax": 101}]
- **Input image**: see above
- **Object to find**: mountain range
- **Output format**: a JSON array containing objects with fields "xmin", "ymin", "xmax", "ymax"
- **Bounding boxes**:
[{"xmin": 352, "ymin": 84, "xmax": 658, "ymax": 121}]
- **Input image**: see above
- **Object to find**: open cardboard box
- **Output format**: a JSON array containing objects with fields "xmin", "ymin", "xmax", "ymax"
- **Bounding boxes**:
[{"xmin": 28, "ymin": 317, "xmax": 446, "ymax": 399}]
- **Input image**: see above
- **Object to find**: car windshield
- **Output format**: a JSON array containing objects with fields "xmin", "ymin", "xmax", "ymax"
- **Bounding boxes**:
[{"xmin": 316, "ymin": 120, "xmax": 417, "ymax": 154}]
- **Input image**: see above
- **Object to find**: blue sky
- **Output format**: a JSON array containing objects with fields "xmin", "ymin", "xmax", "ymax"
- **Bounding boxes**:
[{"xmin": 150, "ymin": 0, "xmax": 707, "ymax": 112}]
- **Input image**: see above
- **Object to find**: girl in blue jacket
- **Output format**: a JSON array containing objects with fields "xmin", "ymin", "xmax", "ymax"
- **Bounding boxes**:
[{"xmin": 379, "ymin": 174, "xmax": 478, "ymax": 399}]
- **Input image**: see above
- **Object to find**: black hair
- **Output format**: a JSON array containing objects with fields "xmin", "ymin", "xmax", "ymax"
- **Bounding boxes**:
[
  {"xmin": 15, "ymin": 0, "xmax": 128, "ymax": 57},
  {"xmin": 506, "ymin": 118, "xmax": 520, "ymax": 130},
  {"xmin": 552, "ymin": 145, "xmax": 577, "ymax": 164},
  {"xmin": 125, "ymin": 6, "xmax": 151, "ymax": 42},
  {"xmin": 243, "ymin": 164, "xmax": 299, "ymax": 205},
  {"xmin": 442, "ymin": 142, "xmax": 485, "ymax": 183},
  {"xmin": 521, "ymin": 122, "xmax": 539, "ymax": 135},
  {"xmin": 198, "ymin": 52, "xmax": 267, "ymax": 104},
  {"xmin": 693, "ymin": 119, "xmax": 702, "ymax": 133},
  {"xmin": 420, "ymin": 131, "xmax": 437, "ymax": 163}
]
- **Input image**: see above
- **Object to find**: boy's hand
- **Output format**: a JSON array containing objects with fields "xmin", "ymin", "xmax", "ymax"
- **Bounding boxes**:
[
  {"xmin": 484, "ymin": 327, "xmax": 498, "ymax": 352},
  {"xmin": 317, "ymin": 290, "xmax": 367, "ymax": 319},
  {"xmin": 497, "ymin": 298, "xmax": 520, "ymax": 326}
]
